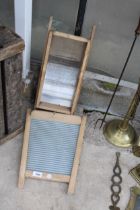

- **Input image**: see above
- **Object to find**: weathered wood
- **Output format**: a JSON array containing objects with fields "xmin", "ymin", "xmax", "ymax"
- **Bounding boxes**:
[
  {"xmin": 0, "ymin": 26, "xmax": 24, "ymax": 61},
  {"xmin": 0, "ymin": 63, "xmax": 5, "ymax": 138},
  {"xmin": 0, "ymin": 127, "xmax": 23, "ymax": 145},
  {"xmin": 18, "ymin": 110, "xmax": 31, "ymax": 189},
  {"xmin": 50, "ymin": 37, "xmax": 86, "ymax": 63},
  {"xmin": 4, "ymin": 54, "xmax": 23, "ymax": 133},
  {"xmin": 68, "ymin": 115, "xmax": 87, "ymax": 194},
  {"xmin": 35, "ymin": 31, "xmax": 53, "ymax": 108},
  {"xmin": 39, "ymin": 102, "xmax": 71, "ymax": 114},
  {"xmin": 35, "ymin": 17, "xmax": 53, "ymax": 108},
  {"xmin": 1, "ymin": 60, "xmax": 8, "ymax": 134},
  {"xmin": 31, "ymin": 110, "xmax": 82, "ymax": 124},
  {"xmin": 53, "ymin": 31, "xmax": 88, "ymax": 43},
  {"xmin": 35, "ymin": 20, "xmax": 96, "ymax": 114},
  {"xmin": 0, "ymin": 25, "xmax": 24, "ymax": 142},
  {"xmin": 71, "ymin": 25, "xmax": 96, "ymax": 114},
  {"xmin": 25, "ymin": 170, "xmax": 70, "ymax": 183}
]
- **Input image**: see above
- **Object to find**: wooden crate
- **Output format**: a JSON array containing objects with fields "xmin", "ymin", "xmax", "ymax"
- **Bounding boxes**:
[{"xmin": 0, "ymin": 25, "xmax": 24, "ymax": 142}]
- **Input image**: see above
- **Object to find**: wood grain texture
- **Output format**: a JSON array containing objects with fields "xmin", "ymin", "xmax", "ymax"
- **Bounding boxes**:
[
  {"xmin": 25, "ymin": 170, "xmax": 70, "ymax": 183},
  {"xmin": 18, "ymin": 110, "xmax": 31, "ymax": 189},
  {"xmin": 68, "ymin": 115, "xmax": 87, "ymax": 194},
  {"xmin": 48, "ymin": 16, "xmax": 53, "ymax": 31},
  {"xmin": 35, "ymin": 31, "xmax": 53, "ymax": 108},
  {"xmin": 89, "ymin": 25, "xmax": 96, "ymax": 46},
  {"xmin": 4, "ymin": 54, "xmax": 23, "ymax": 133},
  {"xmin": 39, "ymin": 102, "xmax": 71, "ymax": 114},
  {"xmin": 0, "ymin": 63, "xmax": 5, "ymax": 138},
  {"xmin": 0, "ymin": 26, "xmax": 24, "ymax": 140},
  {"xmin": 0, "ymin": 26, "xmax": 24, "ymax": 61},
  {"xmin": 53, "ymin": 31, "xmax": 88, "ymax": 43},
  {"xmin": 35, "ymin": 18, "xmax": 95, "ymax": 114},
  {"xmin": 0, "ymin": 127, "xmax": 23, "ymax": 145},
  {"xmin": 71, "ymin": 25, "xmax": 96, "ymax": 114},
  {"xmin": 35, "ymin": 17, "xmax": 53, "ymax": 108},
  {"xmin": 50, "ymin": 36, "xmax": 86, "ymax": 62},
  {"xmin": 71, "ymin": 41, "xmax": 90, "ymax": 114},
  {"xmin": 35, "ymin": 30, "xmax": 94, "ymax": 113},
  {"xmin": 31, "ymin": 110, "xmax": 82, "ymax": 124}
]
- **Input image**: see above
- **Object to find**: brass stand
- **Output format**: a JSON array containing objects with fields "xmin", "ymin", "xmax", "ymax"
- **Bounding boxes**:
[
  {"xmin": 126, "ymin": 187, "xmax": 140, "ymax": 210},
  {"xmin": 132, "ymin": 136, "xmax": 140, "ymax": 157},
  {"xmin": 104, "ymin": 81, "xmax": 140, "ymax": 148},
  {"xmin": 104, "ymin": 119, "xmax": 137, "ymax": 147},
  {"xmin": 130, "ymin": 164, "xmax": 140, "ymax": 185}
]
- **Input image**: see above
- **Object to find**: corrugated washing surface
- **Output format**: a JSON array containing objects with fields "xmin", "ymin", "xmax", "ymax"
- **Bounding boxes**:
[{"xmin": 26, "ymin": 119, "xmax": 80, "ymax": 176}]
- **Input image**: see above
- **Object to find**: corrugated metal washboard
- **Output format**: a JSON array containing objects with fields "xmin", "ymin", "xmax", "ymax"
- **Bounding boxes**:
[
  {"xmin": 26, "ymin": 119, "xmax": 80, "ymax": 175},
  {"xmin": 18, "ymin": 110, "xmax": 87, "ymax": 193}
]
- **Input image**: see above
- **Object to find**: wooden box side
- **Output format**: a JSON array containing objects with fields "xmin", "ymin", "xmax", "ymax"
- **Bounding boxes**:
[{"xmin": 0, "ymin": 26, "xmax": 24, "ymax": 62}]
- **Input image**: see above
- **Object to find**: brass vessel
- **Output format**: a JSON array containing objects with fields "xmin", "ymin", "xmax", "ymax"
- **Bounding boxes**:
[
  {"xmin": 126, "ymin": 186, "xmax": 140, "ymax": 210},
  {"xmin": 130, "ymin": 164, "xmax": 140, "ymax": 185},
  {"xmin": 104, "ymin": 81, "xmax": 140, "ymax": 148}
]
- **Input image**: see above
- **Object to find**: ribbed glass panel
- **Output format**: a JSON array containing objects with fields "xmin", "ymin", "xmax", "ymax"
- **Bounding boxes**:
[{"xmin": 26, "ymin": 119, "xmax": 80, "ymax": 175}]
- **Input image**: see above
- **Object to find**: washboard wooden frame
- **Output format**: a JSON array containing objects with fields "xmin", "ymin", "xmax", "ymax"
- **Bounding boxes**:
[
  {"xmin": 35, "ymin": 16, "xmax": 96, "ymax": 114},
  {"xmin": 18, "ymin": 110, "xmax": 87, "ymax": 194}
]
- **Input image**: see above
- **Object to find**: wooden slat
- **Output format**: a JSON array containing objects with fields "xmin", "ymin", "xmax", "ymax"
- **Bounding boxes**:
[
  {"xmin": 0, "ymin": 42, "xmax": 24, "ymax": 62},
  {"xmin": 35, "ymin": 17, "xmax": 53, "ymax": 109},
  {"xmin": 68, "ymin": 115, "xmax": 87, "ymax": 194},
  {"xmin": 71, "ymin": 25, "xmax": 96, "ymax": 114},
  {"xmin": 35, "ymin": 31, "xmax": 53, "ymax": 108},
  {"xmin": 53, "ymin": 31, "xmax": 89, "ymax": 43},
  {"xmin": 49, "ymin": 37, "xmax": 86, "ymax": 62},
  {"xmin": 89, "ymin": 25, "xmax": 96, "ymax": 46},
  {"xmin": 25, "ymin": 170, "xmax": 70, "ymax": 183},
  {"xmin": 0, "ymin": 26, "xmax": 24, "ymax": 61},
  {"xmin": 31, "ymin": 110, "xmax": 82, "ymax": 125},
  {"xmin": 39, "ymin": 102, "xmax": 71, "ymax": 114},
  {"xmin": 18, "ymin": 110, "xmax": 31, "ymax": 189},
  {"xmin": 48, "ymin": 16, "xmax": 53, "ymax": 31},
  {"xmin": 0, "ymin": 61, "xmax": 4, "ymax": 138},
  {"xmin": 0, "ymin": 126, "xmax": 23, "ymax": 145},
  {"xmin": 71, "ymin": 41, "xmax": 90, "ymax": 114}
]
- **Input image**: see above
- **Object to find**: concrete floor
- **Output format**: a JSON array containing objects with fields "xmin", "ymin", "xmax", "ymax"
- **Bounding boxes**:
[{"xmin": 0, "ymin": 112, "xmax": 140, "ymax": 210}]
